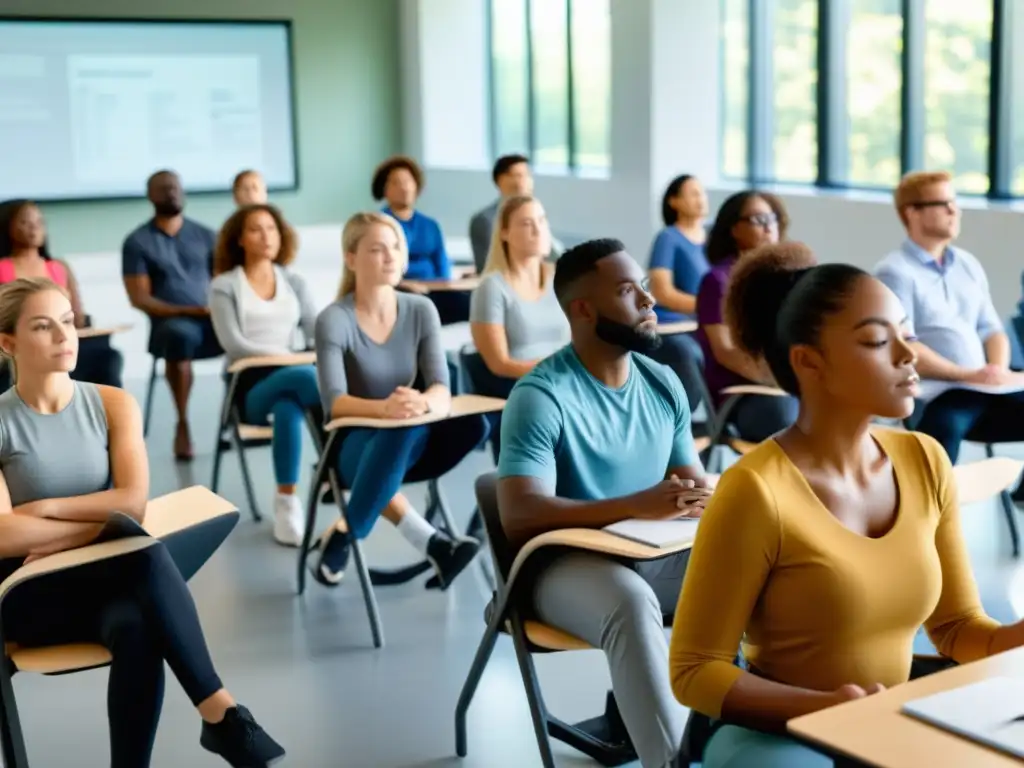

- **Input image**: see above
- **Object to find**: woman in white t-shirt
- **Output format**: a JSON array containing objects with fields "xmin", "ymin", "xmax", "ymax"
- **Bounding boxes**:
[
  {"xmin": 209, "ymin": 204, "xmax": 320, "ymax": 547},
  {"xmin": 469, "ymin": 195, "xmax": 569, "ymax": 458}
]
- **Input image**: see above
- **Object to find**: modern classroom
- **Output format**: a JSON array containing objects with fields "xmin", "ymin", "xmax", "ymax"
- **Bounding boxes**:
[{"xmin": 5, "ymin": 0, "xmax": 1024, "ymax": 766}]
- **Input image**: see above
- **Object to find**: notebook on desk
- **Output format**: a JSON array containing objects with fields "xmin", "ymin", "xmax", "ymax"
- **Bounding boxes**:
[
  {"xmin": 602, "ymin": 518, "xmax": 700, "ymax": 549},
  {"xmin": 901, "ymin": 677, "xmax": 1024, "ymax": 759}
]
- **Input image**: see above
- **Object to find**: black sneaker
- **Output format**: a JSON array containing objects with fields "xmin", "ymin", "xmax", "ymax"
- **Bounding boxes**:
[
  {"xmin": 200, "ymin": 704, "xmax": 285, "ymax": 767},
  {"xmin": 312, "ymin": 525, "xmax": 350, "ymax": 588},
  {"xmin": 424, "ymin": 533, "xmax": 480, "ymax": 590}
]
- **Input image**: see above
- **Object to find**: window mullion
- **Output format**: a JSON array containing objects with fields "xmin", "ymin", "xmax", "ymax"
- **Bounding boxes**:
[
  {"xmin": 749, "ymin": 0, "xmax": 776, "ymax": 183},
  {"xmin": 818, "ymin": 0, "xmax": 850, "ymax": 186},
  {"xmin": 900, "ymin": 0, "xmax": 925, "ymax": 173},
  {"xmin": 989, "ymin": 0, "xmax": 1012, "ymax": 198},
  {"xmin": 525, "ymin": 0, "xmax": 537, "ymax": 158},
  {"xmin": 566, "ymin": 0, "xmax": 577, "ymax": 171}
]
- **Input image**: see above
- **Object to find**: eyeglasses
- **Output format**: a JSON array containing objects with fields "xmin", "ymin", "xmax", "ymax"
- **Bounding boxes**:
[
  {"xmin": 909, "ymin": 200, "xmax": 957, "ymax": 213},
  {"xmin": 739, "ymin": 213, "xmax": 779, "ymax": 229}
]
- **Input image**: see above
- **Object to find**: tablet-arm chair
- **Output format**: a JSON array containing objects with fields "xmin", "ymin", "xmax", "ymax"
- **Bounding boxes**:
[
  {"xmin": 455, "ymin": 472, "xmax": 695, "ymax": 768},
  {"xmin": 0, "ymin": 485, "xmax": 238, "ymax": 768},
  {"xmin": 296, "ymin": 395, "xmax": 505, "ymax": 649},
  {"xmin": 211, "ymin": 352, "xmax": 319, "ymax": 523}
]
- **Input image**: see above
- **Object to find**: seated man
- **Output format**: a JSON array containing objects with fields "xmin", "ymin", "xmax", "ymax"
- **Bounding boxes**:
[
  {"xmin": 122, "ymin": 169, "xmax": 222, "ymax": 460},
  {"xmin": 231, "ymin": 168, "xmax": 268, "ymax": 207},
  {"xmin": 469, "ymin": 154, "xmax": 563, "ymax": 274},
  {"xmin": 497, "ymin": 238, "xmax": 713, "ymax": 768},
  {"xmin": 876, "ymin": 170, "xmax": 1024, "ymax": 484}
]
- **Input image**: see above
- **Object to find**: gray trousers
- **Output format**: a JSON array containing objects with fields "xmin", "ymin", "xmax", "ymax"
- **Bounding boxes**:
[{"xmin": 532, "ymin": 550, "xmax": 690, "ymax": 768}]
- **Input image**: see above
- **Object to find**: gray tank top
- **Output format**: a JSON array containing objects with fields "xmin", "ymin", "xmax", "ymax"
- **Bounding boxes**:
[{"xmin": 0, "ymin": 382, "xmax": 110, "ymax": 506}]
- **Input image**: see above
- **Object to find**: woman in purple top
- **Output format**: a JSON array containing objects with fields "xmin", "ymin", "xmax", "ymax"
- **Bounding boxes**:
[{"xmin": 696, "ymin": 191, "xmax": 798, "ymax": 441}]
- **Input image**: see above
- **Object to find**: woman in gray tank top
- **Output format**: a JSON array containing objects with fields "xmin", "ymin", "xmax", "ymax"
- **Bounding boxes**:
[
  {"xmin": 311, "ymin": 212, "xmax": 486, "ymax": 589},
  {"xmin": 0, "ymin": 278, "xmax": 283, "ymax": 766}
]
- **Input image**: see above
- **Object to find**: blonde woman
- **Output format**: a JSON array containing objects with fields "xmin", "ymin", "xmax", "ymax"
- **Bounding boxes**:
[
  {"xmin": 0, "ymin": 277, "xmax": 283, "ymax": 767},
  {"xmin": 312, "ymin": 212, "xmax": 486, "ymax": 589},
  {"xmin": 469, "ymin": 196, "xmax": 569, "ymax": 459}
]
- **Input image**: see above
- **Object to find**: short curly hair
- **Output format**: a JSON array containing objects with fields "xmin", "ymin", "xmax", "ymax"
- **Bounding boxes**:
[
  {"xmin": 371, "ymin": 155, "xmax": 425, "ymax": 201},
  {"xmin": 214, "ymin": 204, "xmax": 298, "ymax": 276}
]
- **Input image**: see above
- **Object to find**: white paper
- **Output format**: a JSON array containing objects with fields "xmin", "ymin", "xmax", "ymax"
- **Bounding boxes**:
[
  {"xmin": 602, "ymin": 518, "xmax": 700, "ymax": 549},
  {"xmin": 916, "ymin": 380, "xmax": 1024, "ymax": 403},
  {"xmin": 901, "ymin": 677, "xmax": 1024, "ymax": 759}
]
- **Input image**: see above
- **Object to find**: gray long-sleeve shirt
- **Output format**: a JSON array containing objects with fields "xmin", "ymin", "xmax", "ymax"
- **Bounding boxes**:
[
  {"xmin": 208, "ymin": 265, "xmax": 318, "ymax": 363},
  {"xmin": 314, "ymin": 292, "xmax": 449, "ymax": 420}
]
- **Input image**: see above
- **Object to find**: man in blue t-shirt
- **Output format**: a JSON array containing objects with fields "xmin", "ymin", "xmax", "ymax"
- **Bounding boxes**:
[
  {"xmin": 122, "ymin": 170, "xmax": 221, "ymax": 460},
  {"xmin": 498, "ymin": 238, "xmax": 714, "ymax": 768}
]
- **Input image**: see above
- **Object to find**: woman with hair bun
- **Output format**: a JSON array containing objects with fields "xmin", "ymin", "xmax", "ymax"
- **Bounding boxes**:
[{"xmin": 669, "ymin": 243, "xmax": 1020, "ymax": 766}]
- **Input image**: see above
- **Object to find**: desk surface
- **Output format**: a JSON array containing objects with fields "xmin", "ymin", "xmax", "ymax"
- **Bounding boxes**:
[
  {"xmin": 403, "ymin": 277, "xmax": 481, "ymax": 293},
  {"xmin": 325, "ymin": 394, "xmax": 505, "ymax": 432},
  {"xmin": 657, "ymin": 321, "xmax": 697, "ymax": 335},
  {"xmin": 789, "ymin": 646, "xmax": 1024, "ymax": 767},
  {"xmin": 78, "ymin": 323, "xmax": 133, "ymax": 339}
]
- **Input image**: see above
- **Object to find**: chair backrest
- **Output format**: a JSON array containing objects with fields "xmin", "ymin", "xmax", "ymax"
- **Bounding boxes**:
[
  {"xmin": 460, "ymin": 349, "xmax": 516, "ymax": 400},
  {"xmin": 673, "ymin": 334, "xmax": 716, "ymax": 423},
  {"xmin": 474, "ymin": 472, "xmax": 516, "ymax": 589}
]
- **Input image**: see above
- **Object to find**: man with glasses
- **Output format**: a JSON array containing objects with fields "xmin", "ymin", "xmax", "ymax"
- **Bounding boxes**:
[{"xmin": 876, "ymin": 170, "xmax": 1024, "ymax": 476}]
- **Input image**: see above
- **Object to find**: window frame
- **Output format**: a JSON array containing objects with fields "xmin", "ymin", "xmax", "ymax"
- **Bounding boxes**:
[
  {"xmin": 486, "ymin": 0, "xmax": 609, "ymax": 174},
  {"xmin": 727, "ymin": 0, "xmax": 1020, "ymax": 198}
]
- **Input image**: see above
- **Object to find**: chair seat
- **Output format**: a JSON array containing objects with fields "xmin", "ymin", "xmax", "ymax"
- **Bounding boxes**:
[
  {"xmin": 6, "ymin": 642, "xmax": 111, "ymax": 674},
  {"xmin": 693, "ymin": 436, "xmax": 711, "ymax": 453},
  {"xmin": 237, "ymin": 424, "xmax": 274, "ymax": 441},
  {"xmin": 517, "ymin": 620, "xmax": 592, "ymax": 652}
]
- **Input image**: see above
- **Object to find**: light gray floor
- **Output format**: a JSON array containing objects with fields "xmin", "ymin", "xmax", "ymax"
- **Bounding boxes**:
[{"xmin": 12, "ymin": 375, "xmax": 1024, "ymax": 767}]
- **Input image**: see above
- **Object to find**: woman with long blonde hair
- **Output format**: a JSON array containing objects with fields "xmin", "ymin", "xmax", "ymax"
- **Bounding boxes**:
[
  {"xmin": 468, "ymin": 195, "xmax": 568, "ymax": 458},
  {"xmin": 311, "ymin": 212, "xmax": 487, "ymax": 588}
]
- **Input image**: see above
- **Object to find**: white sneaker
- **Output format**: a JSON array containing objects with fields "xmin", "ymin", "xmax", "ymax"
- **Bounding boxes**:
[{"xmin": 273, "ymin": 493, "xmax": 305, "ymax": 547}]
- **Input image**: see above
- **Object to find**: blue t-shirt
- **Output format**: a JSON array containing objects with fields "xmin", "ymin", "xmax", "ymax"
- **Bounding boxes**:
[
  {"xmin": 122, "ymin": 218, "xmax": 215, "ymax": 307},
  {"xmin": 498, "ymin": 345, "xmax": 698, "ymax": 500},
  {"xmin": 385, "ymin": 207, "xmax": 451, "ymax": 281},
  {"xmin": 648, "ymin": 226, "xmax": 709, "ymax": 322}
]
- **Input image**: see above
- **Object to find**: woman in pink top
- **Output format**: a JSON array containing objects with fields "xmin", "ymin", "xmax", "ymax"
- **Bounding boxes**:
[{"xmin": 0, "ymin": 200, "xmax": 123, "ymax": 388}]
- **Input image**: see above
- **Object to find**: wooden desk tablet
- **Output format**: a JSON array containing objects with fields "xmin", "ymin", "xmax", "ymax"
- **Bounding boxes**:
[
  {"xmin": 225, "ymin": 351, "xmax": 316, "ymax": 374},
  {"xmin": 77, "ymin": 323, "xmax": 133, "ymax": 339},
  {"xmin": 789, "ymin": 646, "xmax": 1024, "ymax": 767},
  {"xmin": 656, "ymin": 321, "xmax": 698, "ymax": 335},
  {"xmin": 324, "ymin": 394, "xmax": 505, "ymax": 432},
  {"xmin": 402, "ymin": 277, "xmax": 482, "ymax": 293}
]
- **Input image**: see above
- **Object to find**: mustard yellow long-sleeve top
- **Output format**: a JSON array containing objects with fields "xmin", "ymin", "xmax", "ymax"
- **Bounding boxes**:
[{"xmin": 669, "ymin": 428, "xmax": 1001, "ymax": 719}]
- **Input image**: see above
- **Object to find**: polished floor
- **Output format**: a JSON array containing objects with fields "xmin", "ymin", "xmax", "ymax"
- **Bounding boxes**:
[{"xmin": 12, "ymin": 375, "xmax": 1024, "ymax": 767}]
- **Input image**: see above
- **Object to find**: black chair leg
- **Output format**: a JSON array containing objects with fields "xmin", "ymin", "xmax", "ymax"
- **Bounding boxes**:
[
  {"xmin": 211, "ymin": 427, "xmax": 225, "ymax": 494},
  {"xmin": 454, "ymin": 606, "xmax": 504, "ymax": 757},
  {"xmin": 0, "ymin": 666, "xmax": 28, "ymax": 768},
  {"xmin": 297, "ymin": 456, "xmax": 331, "ymax": 596},
  {"xmin": 1001, "ymin": 489, "xmax": 1020, "ymax": 558},
  {"xmin": 142, "ymin": 358, "xmax": 159, "ymax": 438},
  {"xmin": 508, "ymin": 614, "xmax": 558, "ymax": 768},
  {"xmin": 329, "ymin": 471, "xmax": 384, "ymax": 649},
  {"xmin": 232, "ymin": 426, "xmax": 262, "ymax": 522}
]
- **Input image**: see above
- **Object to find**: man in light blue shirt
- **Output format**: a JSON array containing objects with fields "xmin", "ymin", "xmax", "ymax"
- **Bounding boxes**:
[
  {"xmin": 876, "ymin": 170, "xmax": 1024, "ymax": 467},
  {"xmin": 497, "ymin": 238, "xmax": 713, "ymax": 768}
]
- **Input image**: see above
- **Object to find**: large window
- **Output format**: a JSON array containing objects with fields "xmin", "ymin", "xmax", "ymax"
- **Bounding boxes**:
[
  {"xmin": 723, "ymin": 0, "xmax": 1023, "ymax": 198},
  {"xmin": 489, "ymin": 0, "xmax": 611, "ymax": 174}
]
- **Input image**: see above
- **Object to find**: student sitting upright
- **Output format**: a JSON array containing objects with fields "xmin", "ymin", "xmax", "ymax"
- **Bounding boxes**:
[
  {"xmin": 312, "ymin": 211, "xmax": 486, "ymax": 589},
  {"xmin": 647, "ymin": 174, "xmax": 710, "ymax": 323},
  {"xmin": 209, "ymin": 203, "xmax": 320, "ymax": 547},
  {"xmin": 696, "ymin": 191, "xmax": 798, "ymax": 441},
  {"xmin": 469, "ymin": 196, "xmax": 569, "ymax": 456},
  {"xmin": 0, "ymin": 277, "xmax": 282, "ymax": 767},
  {"xmin": 231, "ymin": 169, "xmax": 268, "ymax": 208},
  {"xmin": 670, "ymin": 243, "xmax": 1021, "ymax": 768},
  {"xmin": 498, "ymin": 238, "xmax": 714, "ymax": 768},
  {"xmin": 0, "ymin": 199, "xmax": 123, "ymax": 389}
]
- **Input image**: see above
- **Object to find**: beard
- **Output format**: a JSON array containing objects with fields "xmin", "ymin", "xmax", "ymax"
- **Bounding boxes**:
[
  {"xmin": 153, "ymin": 201, "xmax": 183, "ymax": 217},
  {"xmin": 594, "ymin": 314, "xmax": 662, "ymax": 354}
]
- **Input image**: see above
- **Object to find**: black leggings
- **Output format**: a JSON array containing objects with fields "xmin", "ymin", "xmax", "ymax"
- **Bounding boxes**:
[{"xmin": 2, "ymin": 543, "xmax": 223, "ymax": 768}]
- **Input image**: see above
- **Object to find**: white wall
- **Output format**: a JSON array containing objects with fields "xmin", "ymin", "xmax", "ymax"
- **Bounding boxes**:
[{"xmin": 401, "ymin": 0, "xmax": 1024, "ymax": 318}]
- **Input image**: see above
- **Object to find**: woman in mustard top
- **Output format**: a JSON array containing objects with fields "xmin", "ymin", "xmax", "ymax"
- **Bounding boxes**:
[{"xmin": 669, "ymin": 242, "xmax": 1020, "ymax": 767}]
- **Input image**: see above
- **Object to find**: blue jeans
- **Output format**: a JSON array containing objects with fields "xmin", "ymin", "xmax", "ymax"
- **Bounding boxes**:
[
  {"xmin": 704, "ymin": 725, "xmax": 829, "ymax": 768},
  {"xmin": 243, "ymin": 365, "xmax": 321, "ymax": 486},
  {"xmin": 332, "ymin": 416, "xmax": 490, "ymax": 541},
  {"xmin": 729, "ymin": 393, "xmax": 799, "ymax": 443}
]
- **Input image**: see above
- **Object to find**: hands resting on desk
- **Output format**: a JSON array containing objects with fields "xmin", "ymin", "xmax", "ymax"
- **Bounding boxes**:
[{"xmin": 633, "ymin": 474, "xmax": 718, "ymax": 521}]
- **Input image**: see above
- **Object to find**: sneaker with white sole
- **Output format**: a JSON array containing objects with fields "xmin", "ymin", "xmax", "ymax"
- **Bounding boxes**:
[{"xmin": 272, "ymin": 493, "xmax": 305, "ymax": 547}]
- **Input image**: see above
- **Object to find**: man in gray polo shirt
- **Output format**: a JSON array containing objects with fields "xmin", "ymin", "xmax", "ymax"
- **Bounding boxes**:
[
  {"xmin": 122, "ymin": 170, "xmax": 221, "ymax": 460},
  {"xmin": 876, "ymin": 170, "xmax": 1024, "ymax": 477}
]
